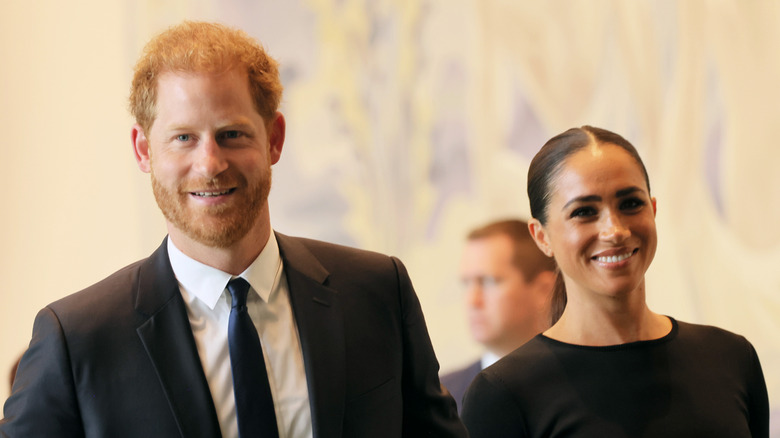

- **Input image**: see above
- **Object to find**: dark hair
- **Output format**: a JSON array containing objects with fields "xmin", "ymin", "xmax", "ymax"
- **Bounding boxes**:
[
  {"xmin": 527, "ymin": 126, "xmax": 651, "ymax": 324},
  {"xmin": 467, "ymin": 219, "xmax": 556, "ymax": 282}
]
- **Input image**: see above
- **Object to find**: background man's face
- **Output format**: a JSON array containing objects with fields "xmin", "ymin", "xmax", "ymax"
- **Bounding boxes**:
[{"xmin": 460, "ymin": 234, "xmax": 543, "ymax": 354}]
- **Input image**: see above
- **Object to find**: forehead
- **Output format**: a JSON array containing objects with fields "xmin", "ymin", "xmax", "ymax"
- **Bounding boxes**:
[
  {"xmin": 155, "ymin": 68, "xmax": 250, "ymax": 99},
  {"xmin": 554, "ymin": 144, "xmax": 648, "ymax": 196},
  {"xmin": 461, "ymin": 234, "xmax": 516, "ymax": 268},
  {"xmin": 152, "ymin": 69, "xmax": 258, "ymax": 122}
]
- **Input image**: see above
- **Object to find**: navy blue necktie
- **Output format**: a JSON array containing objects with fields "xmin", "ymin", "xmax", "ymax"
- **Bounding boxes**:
[{"xmin": 227, "ymin": 278, "xmax": 279, "ymax": 438}]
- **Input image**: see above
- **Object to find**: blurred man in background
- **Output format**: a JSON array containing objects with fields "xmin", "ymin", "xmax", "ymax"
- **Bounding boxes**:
[{"xmin": 441, "ymin": 219, "xmax": 556, "ymax": 412}]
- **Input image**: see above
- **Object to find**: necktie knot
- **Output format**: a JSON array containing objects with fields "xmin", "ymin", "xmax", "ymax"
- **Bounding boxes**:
[{"xmin": 227, "ymin": 277, "xmax": 251, "ymax": 309}]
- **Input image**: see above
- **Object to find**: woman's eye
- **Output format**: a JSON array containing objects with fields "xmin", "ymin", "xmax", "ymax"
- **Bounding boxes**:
[
  {"xmin": 620, "ymin": 198, "xmax": 645, "ymax": 210},
  {"xmin": 570, "ymin": 206, "xmax": 597, "ymax": 218}
]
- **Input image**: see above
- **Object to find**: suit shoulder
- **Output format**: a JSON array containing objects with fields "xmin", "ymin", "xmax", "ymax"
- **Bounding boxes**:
[
  {"xmin": 285, "ymin": 235, "xmax": 390, "ymax": 259},
  {"xmin": 277, "ymin": 233, "xmax": 400, "ymax": 274},
  {"xmin": 46, "ymin": 258, "xmax": 147, "ymax": 319}
]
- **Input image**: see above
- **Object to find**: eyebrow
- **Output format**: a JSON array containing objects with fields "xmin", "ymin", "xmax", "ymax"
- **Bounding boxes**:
[
  {"xmin": 561, "ymin": 186, "xmax": 645, "ymax": 211},
  {"xmin": 616, "ymin": 186, "xmax": 643, "ymax": 197},
  {"xmin": 219, "ymin": 121, "xmax": 254, "ymax": 130},
  {"xmin": 165, "ymin": 121, "xmax": 255, "ymax": 133}
]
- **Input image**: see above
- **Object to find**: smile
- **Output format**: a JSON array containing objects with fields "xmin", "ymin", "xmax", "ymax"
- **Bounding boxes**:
[
  {"xmin": 192, "ymin": 189, "xmax": 234, "ymax": 197},
  {"xmin": 594, "ymin": 248, "xmax": 638, "ymax": 263}
]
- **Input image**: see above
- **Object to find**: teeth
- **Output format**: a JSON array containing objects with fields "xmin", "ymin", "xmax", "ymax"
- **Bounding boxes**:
[
  {"xmin": 596, "ymin": 252, "xmax": 633, "ymax": 263},
  {"xmin": 193, "ymin": 189, "xmax": 231, "ymax": 197}
]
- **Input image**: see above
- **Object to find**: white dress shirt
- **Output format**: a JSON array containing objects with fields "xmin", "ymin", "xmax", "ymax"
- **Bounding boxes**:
[
  {"xmin": 480, "ymin": 351, "xmax": 501, "ymax": 370},
  {"xmin": 167, "ymin": 232, "xmax": 313, "ymax": 438}
]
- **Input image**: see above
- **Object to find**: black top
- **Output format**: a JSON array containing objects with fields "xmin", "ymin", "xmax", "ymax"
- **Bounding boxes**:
[{"xmin": 461, "ymin": 318, "xmax": 769, "ymax": 438}]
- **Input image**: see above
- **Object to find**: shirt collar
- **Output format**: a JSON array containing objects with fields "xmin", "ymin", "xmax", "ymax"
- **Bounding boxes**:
[
  {"xmin": 481, "ymin": 351, "xmax": 502, "ymax": 369},
  {"xmin": 167, "ymin": 232, "xmax": 282, "ymax": 309}
]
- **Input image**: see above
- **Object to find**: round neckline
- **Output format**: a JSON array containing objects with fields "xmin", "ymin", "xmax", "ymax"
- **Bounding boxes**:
[{"xmin": 537, "ymin": 316, "xmax": 678, "ymax": 351}]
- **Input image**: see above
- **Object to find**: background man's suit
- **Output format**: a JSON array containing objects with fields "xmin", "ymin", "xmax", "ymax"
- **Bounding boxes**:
[
  {"xmin": 1, "ymin": 232, "xmax": 465, "ymax": 437},
  {"xmin": 440, "ymin": 360, "xmax": 481, "ymax": 413}
]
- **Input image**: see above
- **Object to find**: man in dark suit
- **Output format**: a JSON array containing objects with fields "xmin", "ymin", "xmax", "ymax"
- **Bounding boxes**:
[
  {"xmin": 440, "ymin": 219, "xmax": 555, "ymax": 412},
  {"xmin": 1, "ymin": 21, "xmax": 466, "ymax": 438}
]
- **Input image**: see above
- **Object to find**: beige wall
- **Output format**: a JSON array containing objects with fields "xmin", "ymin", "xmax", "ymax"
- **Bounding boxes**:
[{"xmin": 0, "ymin": 0, "xmax": 166, "ymax": 398}]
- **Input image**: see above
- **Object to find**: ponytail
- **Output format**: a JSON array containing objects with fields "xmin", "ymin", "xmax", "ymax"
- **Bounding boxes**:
[{"xmin": 550, "ymin": 268, "xmax": 567, "ymax": 325}]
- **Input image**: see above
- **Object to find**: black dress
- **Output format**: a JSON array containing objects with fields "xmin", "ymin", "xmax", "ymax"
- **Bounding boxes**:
[{"xmin": 462, "ymin": 318, "xmax": 769, "ymax": 438}]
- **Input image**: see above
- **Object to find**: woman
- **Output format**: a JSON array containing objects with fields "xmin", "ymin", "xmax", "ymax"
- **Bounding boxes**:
[{"xmin": 461, "ymin": 126, "xmax": 769, "ymax": 437}]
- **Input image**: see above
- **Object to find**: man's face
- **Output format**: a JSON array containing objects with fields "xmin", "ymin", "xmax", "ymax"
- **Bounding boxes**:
[
  {"xmin": 460, "ymin": 234, "xmax": 546, "ymax": 355},
  {"xmin": 133, "ymin": 69, "xmax": 284, "ymax": 248}
]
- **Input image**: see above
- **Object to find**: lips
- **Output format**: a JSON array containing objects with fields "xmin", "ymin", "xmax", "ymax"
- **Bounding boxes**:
[
  {"xmin": 593, "ymin": 248, "xmax": 638, "ymax": 263},
  {"xmin": 191, "ymin": 188, "xmax": 235, "ymax": 197}
]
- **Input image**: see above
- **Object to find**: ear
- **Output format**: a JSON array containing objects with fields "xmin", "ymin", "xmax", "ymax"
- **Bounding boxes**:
[
  {"xmin": 651, "ymin": 196, "xmax": 657, "ymax": 217},
  {"xmin": 267, "ymin": 111, "xmax": 286, "ymax": 165},
  {"xmin": 528, "ymin": 218, "xmax": 554, "ymax": 257},
  {"xmin": 131, "ymin": 124, "xmax": 152, "ymax": 173}
]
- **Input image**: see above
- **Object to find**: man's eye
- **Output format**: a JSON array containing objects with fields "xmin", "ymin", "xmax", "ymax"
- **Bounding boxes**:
[
  {"xmin": 221, "ymin": 130, "xmax": 241, "ymax": 139},
  {"xmin": 176, "ymin": 134, "xmax": 190, "ymax": 142},
  {"xmin": 461, "ymin": 276, "xmax": 501, "ymax": 290},
  {"xmin": 481, "ymin": 276, "xmax": 500, "ymax": 288}
]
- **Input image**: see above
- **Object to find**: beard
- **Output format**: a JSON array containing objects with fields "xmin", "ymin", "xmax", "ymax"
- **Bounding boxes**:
[{"xmin": 151, "ymin": 167, "xmax": 272, "ymax": 248}]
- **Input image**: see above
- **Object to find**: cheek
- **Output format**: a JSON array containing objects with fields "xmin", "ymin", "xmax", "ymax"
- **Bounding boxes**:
[
  {"xmin": 234, "ymin": 152, "xmax": 268, "ymax": 173},
  {"xmin": 151, "ymin": 153, "xmax": 189, "ymax": 179},
  {"xmin": 547, "ymin": 232, "xmax": 576, "ymax": 262},
  {"xmin": 495, "ymin": 284, "xmax": 524, "ymax": 308},
  {"xmin": 642, "ymin": 222, "xmax": 658, "ymax": 259},
  {"xmin": 557, "ymin": 223, "xmax": 594, "ymax": 254}
]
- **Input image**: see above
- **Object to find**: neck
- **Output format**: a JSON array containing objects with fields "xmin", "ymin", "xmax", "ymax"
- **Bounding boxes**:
[
  {"xmin": 167, "ymin": 213, "xmax": 272, "ymax": 276},
  {"xmin": 544, "ymin": 281, "xmax": 671, "ymax": 346}
]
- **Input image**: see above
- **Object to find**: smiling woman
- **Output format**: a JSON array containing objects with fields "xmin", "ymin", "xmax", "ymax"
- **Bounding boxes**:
[{"xmin": 461, "ymin": 126, "xmax": 770, "ymax": 438}]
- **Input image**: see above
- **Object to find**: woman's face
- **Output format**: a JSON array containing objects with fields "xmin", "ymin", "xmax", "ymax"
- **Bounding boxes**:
[{"xmin": 530, "ymin": 143, "xmax": 657, "ymax": 302}]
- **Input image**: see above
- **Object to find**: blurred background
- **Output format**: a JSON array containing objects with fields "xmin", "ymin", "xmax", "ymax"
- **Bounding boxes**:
[{"xmin": 1, "ymin": 0, "xmax": 778, "ymax": 432}]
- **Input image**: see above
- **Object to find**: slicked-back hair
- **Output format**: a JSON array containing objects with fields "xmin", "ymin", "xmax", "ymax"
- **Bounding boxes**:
[{"xmin": 527, "ymin": 126, "xmax": 650, "ymax": 225}]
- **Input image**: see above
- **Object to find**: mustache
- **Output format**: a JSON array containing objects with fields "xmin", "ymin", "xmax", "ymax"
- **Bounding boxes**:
[{"xmin": 179, "ymin": 175, "xmax": 243, "ymax": 192}]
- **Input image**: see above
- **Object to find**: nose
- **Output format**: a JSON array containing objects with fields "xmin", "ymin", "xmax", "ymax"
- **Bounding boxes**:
[
  {"xmin": 193, "ymin": 136, "xmax": 228, "ymax": 177},
  {"xmin": 465, "ymin": 282, "xmax": 484, "ymax": 309},
  {"xmin": 599, "ymin": 211, "xmax": 631, "ymax": 243}
]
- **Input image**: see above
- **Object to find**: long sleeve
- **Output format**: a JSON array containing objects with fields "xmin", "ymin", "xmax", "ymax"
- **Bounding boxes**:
[
  {"xmin": 394, "ymin": 256, "xmax": 468, "ymax": 437},
  {"xmin": 745, "ymin": 342, "xmax": 769, "ymax": 438},
  {"xmin": 461, "ymin": 371, "xmax": 526, "ymax": 438},
  {"xmin": 1, "ymin": 307, "xmax": 85, "ymax": 437}
]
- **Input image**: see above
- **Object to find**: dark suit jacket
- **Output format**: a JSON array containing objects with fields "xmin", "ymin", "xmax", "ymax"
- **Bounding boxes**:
[
  {"xmin": 1, "ymin": 233, "xmax": 466, "ymax": 438},
  {"xmin": 440, "ymin": 360, "xmax": 481, "ymax": 413}
]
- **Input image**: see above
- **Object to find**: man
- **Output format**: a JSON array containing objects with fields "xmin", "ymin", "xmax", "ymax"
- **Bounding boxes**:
[
  {"xmin": 1, "ymin": 21, "xmax": 466, "ymax": 438},
  {"xmin": 440, "ymin": 219, "xmax": 556, "ymax": 412}
]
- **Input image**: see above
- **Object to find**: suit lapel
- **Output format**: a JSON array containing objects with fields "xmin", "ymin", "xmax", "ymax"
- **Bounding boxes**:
[
  {"xmin": 277, "ymin": 233, "xmax": 346, "ymax": 438},
  {"xmin": 134, "ymin": 239, "xmax": 222, "ymax": 438}
]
